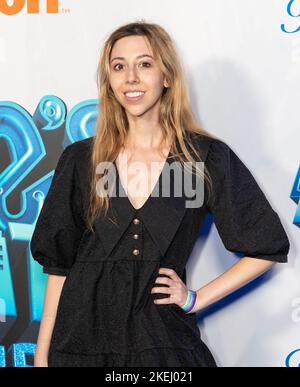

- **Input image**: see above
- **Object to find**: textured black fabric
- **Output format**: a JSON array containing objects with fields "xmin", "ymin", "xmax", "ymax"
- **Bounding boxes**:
[
  {"xmin": 205, "ymin": 139, "xmax": 290, "ymax": 262},
  {"xmin": 30, "ymin": 134, "xmax": 290, "ymax": 367}
]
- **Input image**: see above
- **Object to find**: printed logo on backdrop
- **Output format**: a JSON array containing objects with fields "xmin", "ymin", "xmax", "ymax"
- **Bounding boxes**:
[
  {"xmin": 0, "ymin": 96, "xmax": 97, "ymax": 367},
  {"xmin": 290, "ymin": 166, "xmax": 300, "ymax": 226},
  {"xmin": 285, "ymin": 299, "xmax": 300, "ymax": 367},
  {"xmin": 286, "ymin": 349, "xmax": 300, "ymax": 367},
  {"xmin": 0, "ymin": 0, "xmax": 70, "ymax": 15},
  {"xmin": 282, "ymin": 0, "xmax": 300, "ymax": 33}
]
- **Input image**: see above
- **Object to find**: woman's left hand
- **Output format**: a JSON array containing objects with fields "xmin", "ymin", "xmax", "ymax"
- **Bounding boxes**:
[{"xmin": 151, "ymin": 267, "xmax": 189, "ymax": 309}]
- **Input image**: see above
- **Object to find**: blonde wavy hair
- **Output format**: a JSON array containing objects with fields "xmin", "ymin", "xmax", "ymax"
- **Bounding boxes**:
[{"xmin": 87, "ymin": 21, "xmax": 219, "ymax": 231}]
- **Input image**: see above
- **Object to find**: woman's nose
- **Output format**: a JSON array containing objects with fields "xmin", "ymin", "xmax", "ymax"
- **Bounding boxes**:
[{"xmin": 125, "ymin": 67, "xmax": 139, "ymax": 83}]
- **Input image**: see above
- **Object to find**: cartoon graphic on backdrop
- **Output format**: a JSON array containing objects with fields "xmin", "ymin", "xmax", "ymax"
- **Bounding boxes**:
[{"xmin": 0, "ymin": 96, "xmax": 97, "ymax": 366}]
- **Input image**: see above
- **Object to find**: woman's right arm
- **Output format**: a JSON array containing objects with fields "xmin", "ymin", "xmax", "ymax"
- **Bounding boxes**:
[{"xmin": 34, "ymin": 275, "xmax": 66, "ymax": 367}]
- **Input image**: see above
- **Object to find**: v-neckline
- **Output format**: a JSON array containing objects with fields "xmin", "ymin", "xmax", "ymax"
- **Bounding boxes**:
[{"xmin": 113, "ymin": 148, "xmax": 172, "ymax": 212}]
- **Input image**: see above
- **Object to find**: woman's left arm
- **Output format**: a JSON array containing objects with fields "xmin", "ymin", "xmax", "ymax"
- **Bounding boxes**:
[
  {"xmin": 193, "ymin": 257, "xmax": 275, "ymax": 313},
  {"xmin": 192, "ymin": 140, "xmax": 291, "ymax": 311},
  {"xmin": 152, "ymin": 259, "xmax": 277, "ymax": 312}
]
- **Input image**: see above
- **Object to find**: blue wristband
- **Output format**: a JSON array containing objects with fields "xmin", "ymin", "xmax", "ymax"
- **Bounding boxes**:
[{"xmin": 181, "ymin": 290, "xmax": 197, "ymax": 313}]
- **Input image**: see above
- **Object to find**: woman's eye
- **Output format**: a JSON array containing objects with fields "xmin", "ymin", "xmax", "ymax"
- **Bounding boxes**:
[
  {"xmin": 113, "ymin": 63, "xmax": 123, "ymax": 71},
  {"xmin": 140, "ymin": 62, "xmax": 151, "ymax": 68},
  {"xmin": 113, "ymin": 62, "xmax": 151, "ymax": 71}
]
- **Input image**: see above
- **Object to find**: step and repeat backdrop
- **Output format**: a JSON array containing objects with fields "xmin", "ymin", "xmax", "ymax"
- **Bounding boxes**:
[{"xmin": 0, "ymin": 0, "xmax": 299, "ymax": 367}]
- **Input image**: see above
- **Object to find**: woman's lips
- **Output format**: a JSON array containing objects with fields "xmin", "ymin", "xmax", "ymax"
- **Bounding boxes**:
[{"xmin": 123, "ymin": 92, "xmax": 146, "ymax": 103}]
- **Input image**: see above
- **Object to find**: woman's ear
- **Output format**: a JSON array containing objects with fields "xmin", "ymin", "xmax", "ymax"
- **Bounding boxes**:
[{"xmin": 164, "ymin": 77, "xmax": 170, "ymax": 88}]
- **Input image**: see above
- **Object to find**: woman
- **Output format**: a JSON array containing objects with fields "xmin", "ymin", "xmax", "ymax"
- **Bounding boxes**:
[{"xmin": 31, "ymin": 21, "xmax": 290, "ymax": 367}]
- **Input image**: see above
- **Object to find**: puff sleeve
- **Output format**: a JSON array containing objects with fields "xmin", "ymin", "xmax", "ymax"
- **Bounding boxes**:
[
  {"xmin": 205, "ymin": 139, "xmax": 290, "ymax": 263},
  {"xmin": 30, "ymin": 144, "xmax": 87, "ymax": 276}
]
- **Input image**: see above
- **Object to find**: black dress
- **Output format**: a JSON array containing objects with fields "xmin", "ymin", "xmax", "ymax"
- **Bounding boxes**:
[{"xmin": 30, "ymin": 134, "xmax": 290, "ymax": 367}]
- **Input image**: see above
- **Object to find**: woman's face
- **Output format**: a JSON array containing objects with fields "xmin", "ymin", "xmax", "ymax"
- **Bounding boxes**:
[{"xmin": 109, "ymin": 35, "xmax": 168, "ymax": 118}]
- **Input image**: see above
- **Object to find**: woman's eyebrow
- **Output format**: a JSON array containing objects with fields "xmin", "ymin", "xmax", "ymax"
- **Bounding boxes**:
[{"xmin": 110, "ymin": 54, "xmax": 154, "ymax": 63}]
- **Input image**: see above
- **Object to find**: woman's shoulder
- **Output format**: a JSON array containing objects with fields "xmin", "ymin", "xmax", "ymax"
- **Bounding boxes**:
[
  {"xmin": 64, "ymin": 137, "xmax": 95, "ymax": 169},
  {"xmin": 66, "ymin": 136, "xmax": 94, "ymax": 156},
  {"xmin": 58, "ymin": 137, "xmax": 95, "ymax": 190},
  {"xmin": 188, "ymin": 131, "xmax": 230, "ymax": 163}
]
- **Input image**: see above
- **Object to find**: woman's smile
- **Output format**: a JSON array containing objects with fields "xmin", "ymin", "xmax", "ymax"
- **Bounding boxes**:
[{"xmin": 123, "ymin": 91, "xmax": 146, "ymax": 103}]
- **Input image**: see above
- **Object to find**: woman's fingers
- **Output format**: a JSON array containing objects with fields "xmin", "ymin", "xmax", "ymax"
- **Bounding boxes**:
[
  {"xmin": 158, "ymin": 267, "xmax": 180, "ymax": 281},
  {"xmin": 151, "ymin": 268, "xmax": 188, "ymax": 306}
]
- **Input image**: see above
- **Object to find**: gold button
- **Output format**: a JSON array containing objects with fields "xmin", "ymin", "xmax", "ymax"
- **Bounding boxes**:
[
  {"xmin": 132, "ymin": 249, "xmax": 140, "ymax": 256},
  {"xmin": 133, "ymin": 218, "xmax": 140, "ymax": 225},
  {"xmin": 133, "ymin": 234, "xmax": 139, "ymax": 239}
]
